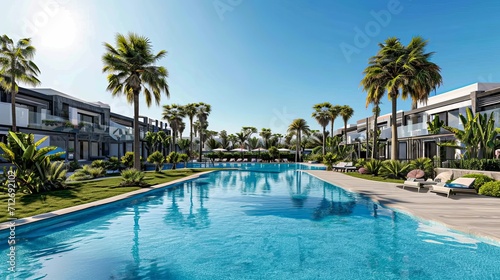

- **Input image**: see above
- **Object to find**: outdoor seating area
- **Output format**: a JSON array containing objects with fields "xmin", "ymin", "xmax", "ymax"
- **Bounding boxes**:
[{"xmin": 332, "ymin": 162, "xmax": 357, "ymax": 172}]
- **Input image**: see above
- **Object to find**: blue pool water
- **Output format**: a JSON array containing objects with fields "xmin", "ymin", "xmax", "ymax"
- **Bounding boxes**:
[{"xmin": 2, "ymin": 164, "xmax": 500, "ymax": 279}]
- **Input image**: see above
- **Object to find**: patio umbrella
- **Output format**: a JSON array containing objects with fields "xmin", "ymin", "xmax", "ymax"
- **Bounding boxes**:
[
  {"xmin": 277, "ymin": 148, "xmax": 290, "ymax": 153},
  {"xmin": 230, "ymin": 148, "xmax": 248, "ymax": 152},
  {"xmin": 252, "ymin": 148, "xmax": 268, "ymax": 158},
  {"xmin": 212, "ymin": 148, "xmax": 227, "ymax": 152}
]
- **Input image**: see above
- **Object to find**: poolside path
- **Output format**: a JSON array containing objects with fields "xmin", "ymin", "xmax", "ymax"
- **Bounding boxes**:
[{"xmin": 306, "ymin": 170, "xmax": 500, "ymax": 242}]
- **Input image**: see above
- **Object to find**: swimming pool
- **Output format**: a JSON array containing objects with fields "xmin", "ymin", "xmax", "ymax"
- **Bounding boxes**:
[{"xmin": 2, "ymin": 164, "xmax": 500, "ymax": 279}]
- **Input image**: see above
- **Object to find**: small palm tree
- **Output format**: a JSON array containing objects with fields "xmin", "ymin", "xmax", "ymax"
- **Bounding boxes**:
[
  {"xmin": 102, "ymin": 33, "xmax": 169, "ymax": 170},
  {"xmin": 184, "ymin": 103, "xmax": 199, "ymax": 157},
  {"xmin": 312, "ymin": 102, "xmax": 331, "ymax": 156},
  {"xmin": 287, "ymin": 118, "xmax": 311, "ymax": 162},
  {"xmin": 162, "ymin": 104, "xmax": 185, "ymax": 152},
  {"xmin": 328, "ymin": 105, "xmax": 342, "ymax": 138},
  {"xmin": 340, "ymin": 105, "xmax": 354, "ymax": 144},
  {"xmin": 362, "ymin": 79, "xmax": 384, "ymax": 159},
  {"xmin": 196, "ymin": 102, "xmax": 211, "ymax": 161},
  {"xmin": 0, "ymin": 35, "xmax": 41, "ymax": 132}
]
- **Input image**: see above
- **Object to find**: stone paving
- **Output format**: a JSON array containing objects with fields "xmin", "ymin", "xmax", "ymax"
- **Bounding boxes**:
[{"xmin": 306, "ymin": 170, "xmax": 500, "ymax": 242}]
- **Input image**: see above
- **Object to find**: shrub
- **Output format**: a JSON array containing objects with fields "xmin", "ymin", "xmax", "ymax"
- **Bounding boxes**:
[
  {"xmin": 364, "ymin": 160, "xmax": 383, "ymax": 176},
  {"xmin": 409, "ymin": 157, "xmax": 434, "ymax": 179},
  {"xmin": 91, "ymin": 160, "xmax": 107, "ymax": 169},
  {"xmin": 354, "ymin": 158, "xmax": 367, "ymax": 168},
  {"xmin": 449, "ymin": 159, "xmax": 500, "ymax": 171},
  {"xmin": 380, "ymin": 160, "xmax": 411, "ymax": 179},
  {"xmin": 166, "ymin": 152, "xmax": 181, "ymax": 170},
  {"xmin": 42, "ymin": 161, "xmax": 68, "ymax": 190},
  {"xmin": 147, "ymin": 151, "xmax": 165, "ymax": 172},
  {"xmin": 120, "ymin": 168, "xmax": 148, "ymax": 187},
  {"xmin": 323, "ymin": 152, "xmax": 340, "ymax": 171},
  {"xmin": 68, "ymin": 160, "xmax": 81, "ymax": 172},
  {"xmin": 105, "ymin": 157, "xmax": 122, "ymax": 171},
  {"xmin": 462, "ymin": 174, "xmax": 495, "ymax": 191},
  {"xmin": 479, "ymin": 181, "xmax": 500, "ymax": 197},
  {"xmin": 121, "ymin": 152, "xmax": 135, "ymax": 168},
  {"xmin": 68, "ymin": 165, "xmax": 106, "ymax": 181}
]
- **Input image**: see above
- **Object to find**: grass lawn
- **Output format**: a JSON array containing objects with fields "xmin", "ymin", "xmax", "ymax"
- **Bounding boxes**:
[
  {"xmin": 343, "ymin": 172, "xmax": 405, "ymax": 184},
  {"xmin": 0, "ymin": 168, "xmax": 212, "ymax": 223}
]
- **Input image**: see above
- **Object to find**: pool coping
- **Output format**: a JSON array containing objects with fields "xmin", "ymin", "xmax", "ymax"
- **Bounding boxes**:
[
  {"xmin": 0, "ymin": 170, "xmax": 216, "ymax": 231},
  {"xmin": 305, "ymin": 170, "xmax": 500, "ymax": 244}
]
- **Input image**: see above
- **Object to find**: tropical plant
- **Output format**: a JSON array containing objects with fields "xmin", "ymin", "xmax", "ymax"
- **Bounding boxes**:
[
  {"xmin": 91, "ymin": 159, "xmax": 107, "ymax": 169},
  {"xmin": 68, "ymin": 159, "xmax": 81, "ymax": 172},
  {"xmin": 179, "ymin": 153, "xmax": 189, "ymax": 167},
  {"xmin": 184, "ymin": 103, "xmax": 199, "ymax": 157},
  {"xmin": 363, "ymin": 159, "xmax": 383, "ymax": 176},
  {"xmin": 478, "ymin": 181, "xmax": 500, "ymax": 197},
  {"xmin": 121, "ymin": 151, "xmax": 135, "ymax": 168},
  {"xmin": 379, "ymin": 160, "xmax": 411, "ymax": 179},
  {"xmin": 362, "ymin": 78, "xmax": 384, "ymax": 159},
  {"xmin": 247, "ymin": 137, "xmax": 260, "ymax": 150},
  {"xmin": 408, "ymin": 157, "xmax": 434, "ymax": 179},
  {"xmin": 0, "ymin": 35, "xmax": 41, "ymax": 132},
  {"xmin": 147, "ymin": 151, "xmax": 165, "ymax": 172},
  {"xmin": 259, "ymin": 128, "xmax": 272, "ymax": 149},
  {"xmin": 0, "ymin": 132, "xmax": 64, "ymax": 193},
  {"xmin": 69, "ymin": 165, "xmax": 106, "ymax": 181},
  {"xmin": 427, "ymin": 115, "xmax": 444, "ymax": 135},
  {"xmin": 268, "ymin": 146, "xmax": 279, "ymax": 160},
  {"xmin": 206, "ymin": 138, "xmax": 221, "ymax": 150},
  {"xmin": 166, "ymin": 151, "xmax": 181, "ymax": 170},
  {"xmin": 120, "ymin": 168, "xmax": 148, "ymax": 187},
  {"xmin": 102, "ymin": 32, "xmax": 170, "ymax": 170},
  {"xmin": 340, "ymin": 105, "xmax": 354, "ymax": 144},
  {"xmin": 197, "ymin": 102, "xmax": 211, "ymax": 162},
  {"xmin": 162, "ymin": 104, "xmax": 186, "ymax": 152},
  {"xmin": 328, "ymin": 105, "xmax": 342, "ymax": 138},
  {"xmin": 323, "ymin": 152, "xmax": 341, "ymax": 171},
  {"xmin": 312, "ymin": 102, "xmax": 331, "ymax": 156},
  {"xmin": 461, "ymin": 174, "xmax": 495, "ymax": 192},
  {"xmin": 361, "ymin": 36, "xmax": 442, "ymax": 160},
  {"xmin": 177, "ymin": 138, "xmax": 191, "ymax": 154},
  {"xmin": 288, "ymin": 119, "xmax": 310, "ymax": 162}
]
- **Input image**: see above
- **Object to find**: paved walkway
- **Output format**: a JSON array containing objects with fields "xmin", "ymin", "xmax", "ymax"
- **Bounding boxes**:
[{"xmin": 306, "ymin": 170, "xmax": 500, "ymax": 242}]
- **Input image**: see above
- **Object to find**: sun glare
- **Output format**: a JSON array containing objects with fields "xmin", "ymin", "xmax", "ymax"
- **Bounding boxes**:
[{"xmin": 38, "ymin": 9, "xmax": 78, "ymax": 49}]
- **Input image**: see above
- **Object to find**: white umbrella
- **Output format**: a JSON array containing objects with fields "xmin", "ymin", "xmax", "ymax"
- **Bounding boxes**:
[
  {"xmin": 278, "ymin": 148, "xmax": 291, "ymax": 153},
  {"xmin": 252, "ymin": 148, "xmax": 268, "ymax": 152},
  {"xmin": 212, "ymin": 148, "xmax": 227, "ymax": 152},
  {"xmin": 231, "ymin": 148, "xmax": 248, "ymax": 152}
]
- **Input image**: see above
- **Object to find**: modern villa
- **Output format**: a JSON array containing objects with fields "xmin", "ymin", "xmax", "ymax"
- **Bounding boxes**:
[
  {"xmin": 1, "ymin": 82, "xmax": 500, "ymax": 162},
  {"xmin": 0, "ymin": 87, "xmax": 171, "ymax": 161},
  {"xmin": 341, "ymin": 82, "xmax": 500, "ymax": 161}
]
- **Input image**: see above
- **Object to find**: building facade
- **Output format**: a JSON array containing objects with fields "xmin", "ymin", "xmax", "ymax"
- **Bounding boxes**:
[{"xmin": 0, "ymin": 87, "xmax": 171, "ymax": 160}]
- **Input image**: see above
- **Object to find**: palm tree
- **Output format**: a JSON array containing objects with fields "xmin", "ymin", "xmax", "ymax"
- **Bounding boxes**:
[
  {"xmin": 259, "ymin": 128, "xmax": 272, "ymax": 148},
  {"xmin": 287, "ymin": 118, "xmax": 310, "ymax": 162},
  {"xmin": 362, "ymin": 79, "xmax": 384, "ymax": 159},
  {"xmin": 184, "ymin": 103, "xmax": 199, "ymax": 157},
  {"xmin": 328, "ymin": 105, "xmax": 342, "ymax": 138},
  {"xmin": 196, "ymin": 102, "xmax": 211, "ymax": 162},
  {"xmin": 361, "ymin": 36, "xmax": 442, "ymax": 160},
  {"xmin": 340, "ymin": 105, "xmax": 354, "ymax": 145},
  {"xmin": 312, "ymin": 102, "xmax": 331, "ymax": 156},
  {"xmin": 0, "ymin": 35, "xmax": 41, "ymax": 132},
  {"xmin": 102, "ymin": 32, "xmax": 169, "ymax": 169},
  {"xmin": 162, "ymin": 104, "xmax": 185, "ymax": 153}
]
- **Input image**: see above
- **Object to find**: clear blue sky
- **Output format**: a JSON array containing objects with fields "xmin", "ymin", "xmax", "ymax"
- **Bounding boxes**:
[{"xmin": 1, "ymin": 0, "xmax": 500, "ymax": 136}]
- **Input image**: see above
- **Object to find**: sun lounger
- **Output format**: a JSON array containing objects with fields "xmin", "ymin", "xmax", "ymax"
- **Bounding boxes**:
[
  {"xmin": 399, "ymin": 178, "xmax": 436, "ymax": 192},
  {"xmin": 332, "ymin": 162, "xmax": 347, "ymax": 172},
  {"xmin": 430, "ymin": 177, "xmax": 476, "ymax": 198},
  {"xmin": 283, "ymin": 158, "xmax": 289, "ymax": 163},
  {"xmin": 229, "ymin": 158, "xmax": 235, "ymax": 162},
  {"xmin": 236, "ymin": 158, "xmax": 242, "ymax": 162},
  {"xmin": 243, "ymin": 158, "xmax": 248, "ymax": 162}
]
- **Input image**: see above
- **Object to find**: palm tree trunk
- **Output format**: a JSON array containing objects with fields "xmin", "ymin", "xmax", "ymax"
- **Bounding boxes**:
[
  {"xmin": 372, "ymin": 113, "xmax": 379, "ymax": 159},
  {"xmin": 322, "ymin": 126, "xmax": 326, "ymax": 156},
  {"xmin": 330, "ymin": 121, "xmax": 334, "ymax": 139},
  {"xmin": 391, "ymin": 94, "xmax": 398, "ymax": 160},
  {"xmin": 133, "ymin": 93, "xmax": 141, "ymax": 170},
  {"xmin": 189, "ymin": 118, "xmax": 193, "ymax": 158},
  {"xmin": 344, "ymin": 121, "xmax": 348, "ymax": 145},
  {"xmin": 198, "ymin": 129, "xmax": 203, "ymax": 162},
  {"xmin": 11, "ymin": 80, "xmax": 17, "ymax": 132},
  {"xmin": 298, "ymin": 131, "xmax": 302, "ymax": 162}
]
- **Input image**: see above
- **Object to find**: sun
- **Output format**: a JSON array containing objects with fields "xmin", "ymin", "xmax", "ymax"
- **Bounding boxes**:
[{"xmin": 38, "ymin": 8, "xmax": 78, "ymax": 50}]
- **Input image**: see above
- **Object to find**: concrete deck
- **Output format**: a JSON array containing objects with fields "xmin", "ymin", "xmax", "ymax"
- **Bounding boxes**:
[{"xmin": 306, "ymin": 170, "xmax": 500, "ymax": 243}]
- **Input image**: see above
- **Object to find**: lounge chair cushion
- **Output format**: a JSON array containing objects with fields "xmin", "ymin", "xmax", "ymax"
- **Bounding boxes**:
[
  {"xmin": 434, "ymin": 171, "xmax": 453, "ymax": 183},
  {"xmin": 445, "ymin": 183, "xmax": 472, "ymax": 189}
]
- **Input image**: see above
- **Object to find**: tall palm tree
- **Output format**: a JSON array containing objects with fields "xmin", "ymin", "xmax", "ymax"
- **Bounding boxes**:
[
  {"xmin": 340, "ymin": 105, "xmax": 354, "ymax": 145},
  {"xmin": 362, "ymin": 79, "xmax": 385, "ymax": 159},
  {"xmin": 162, "ymin": 104, "xmax": 185, "ymax": 153},
  {"xmin": 184, "ymin": 103, "xmax": 199, "ymax": 157},
  {"xmin": 196, "ymin": 102, "xmax": 211, "ymax": 162},
  {"xmin": 328, "ymin": 105, "xmax": 342, "ymax": 138},
  {"xmin": 0, "ymin": 35, "xmax": 41, "ymax": 132},
  {"xmin": 259, "ymin": 128, "xmax": 272, "ymax": 148},
  {"xmin": 287, "ymin": 118, "xmax": 310, "ymax": 162},
  {"xmin": 312, "ymin": 102, "xmax": 331, "ymax": 156},
  {"xmin": 103, "ymin": 32, "xmax": 169, "ymax": 169},
  {"xmin": 361, "ymin": 36, "xmax": 442, "ymax": 160}
]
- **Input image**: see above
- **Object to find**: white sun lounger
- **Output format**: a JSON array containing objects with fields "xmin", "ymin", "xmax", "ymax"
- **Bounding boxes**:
[{"xmin": 430, "ymin": 177, "xmax": 476, "ymax": 198}]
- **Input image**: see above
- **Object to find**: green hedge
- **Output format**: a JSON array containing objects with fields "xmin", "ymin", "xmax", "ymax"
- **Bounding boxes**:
[
  {"xmin": 461, "ymin": 174, "xmax": 495, "ymax": 191},
  {"xmin": 448, "ymin": 159, "xmax": 500, "ymax": 171},
  {"xmin": 479, "ymin": 181, "xmax": 500, "ymax": 197}
]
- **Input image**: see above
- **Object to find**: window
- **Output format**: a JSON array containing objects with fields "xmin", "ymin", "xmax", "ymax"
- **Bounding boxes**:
[{"xmin": 62, "ymin": 103, "xmax": 69, "ymax": 119}]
